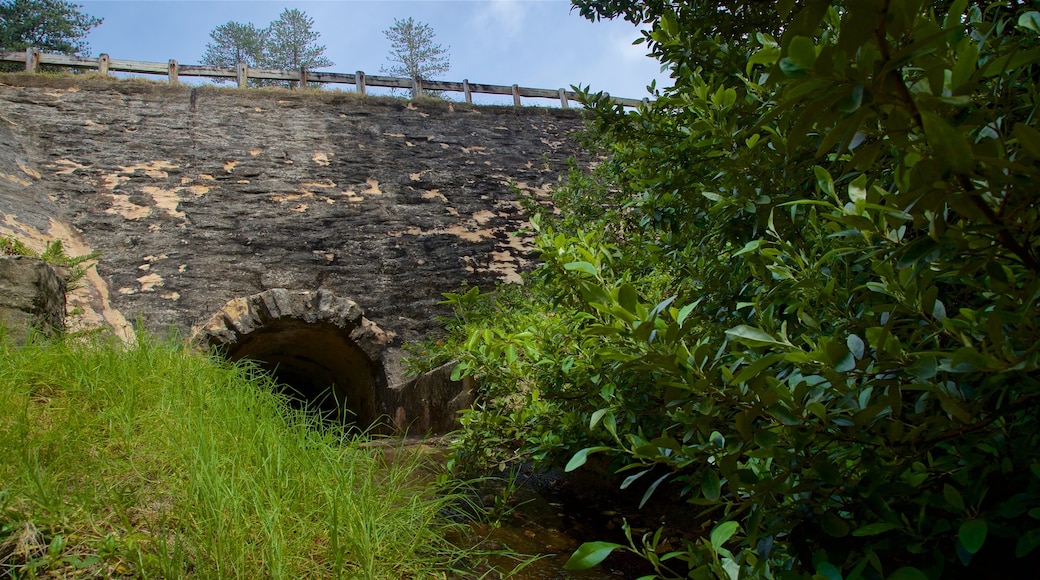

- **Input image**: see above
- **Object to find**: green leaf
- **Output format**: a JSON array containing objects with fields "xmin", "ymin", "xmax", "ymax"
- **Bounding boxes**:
[
  {"xmin": 852, "ymin": 522, "xmax": 899, "ymax": 536},
  {"xmin": 747, "ymin": 46, "xmax": 780, "ymax": 75},
  {"xmin": 733, "ymin": 239, "xmax": 763, "ymax": 257},
  {"xmin": 640, "ymin": 473, "xmax": 670, "ymax": 508},
  {"xmin": 1018, "ymin": 11, "xmax": 1040, "ymax": 34},
  {"xmin": 787, "ymin": 35, "xmax": 817, "ymax": 69},
  {"xmin": 620, "ymin": 468, "xmax": 650, "ymax": 490},
  {"xmin": 1016, "ymin": 528, "xmax": 1040, "ymax": 558},
  {"xmin": 815, "ymin": 560, "xmax": 842, "ymax": 580},
  {"xmin": 921, "ymin": 111, "xmax": 974, "ymax": 174},
  {"xmin": 564, "ymin": 541, "xmax": 624, "ymax": 571},
  {"xmin": 822, "ymin": 511, "xmax": 850, "ymax": 538},
  {"xmin": 565, "ymin": 446, "xmax": 611, "ymax": 472},
  {"xmin": 1014, "ymin": 123, "xmax": 1040, "ymax": 159},
  {"xmin": 730, "ymin": 353, "xmax": 784, "ymax": 384},
  {"xmin": 814, "ymin": 166, "xmax": 835, "ymax": 198},
  {"xmin": 449, "ymin": 362, "xmax": 468, "ymax": 382},
  {"xmin": 847, "ymin": 334, "xmax": 865, "ymax": 359},
  {"xmin": 702, "ymin": 469, "xmax": 721, "ymax": 501},
  {"xmin": 944, "ymin": 0, "xmax": 969, "ymax": 29},
  {"xmin": 951, "ymin": 40, "xmax": 978, "ymax": 90},
  {"xmin": 725, "ymin": 325, "xmax": 790, "ymax": 348},
  {"xmin": 564, "ymin": 261, "xmax": 598, "ymax": 276},
  {"xmin": 944, "ymin": 484, "xmax": 965, "ymax": 512},
  {"xmin": 958, "ymin": 519, "xmax": 987, "ymax": 554},
  {"xmin": 675, "ymin": 301, "xmax": 697, "ymax": 326},
  {"xmin": 710, "ymin": 521, "xmax": 740, "ymax": 550},
  {"xmin": 847, "ymin": 175, "xmax": 867, "ymax": 204},
  {"xmin": 618, "ymin": 283, "xmax": 638, "ymax": 314}
]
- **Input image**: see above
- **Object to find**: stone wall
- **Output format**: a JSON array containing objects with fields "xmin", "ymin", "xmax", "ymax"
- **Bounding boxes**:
[
  {"xmin": 0, "ymin": 255, "xmax": 66, "ymax": 342},
  {"xmin": 0, "ymin": 75, "xmax": 590, "ymax": 379}
]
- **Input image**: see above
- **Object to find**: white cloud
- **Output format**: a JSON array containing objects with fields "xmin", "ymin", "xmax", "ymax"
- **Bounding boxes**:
[{"xmin": 470, "ymin": 0, "xmax": 531, "ymax": 40}]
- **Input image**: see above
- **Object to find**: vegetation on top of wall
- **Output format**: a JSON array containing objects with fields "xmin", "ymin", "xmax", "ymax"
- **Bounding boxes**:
[
  {"xmin": 1, "ymin": 235, "xmax": 99, "ymax": 290},
  {"xmin": 0, "ymin": 71, "xmax": 588, "ymax": 116},
  {"xmin": 428, "ymin": 0, "xmax": 1040, "ymax": 578}
]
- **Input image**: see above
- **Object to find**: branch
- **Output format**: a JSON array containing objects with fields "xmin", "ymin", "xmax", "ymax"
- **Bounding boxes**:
[{"xmin": 924, "ymin": 391, "xmax": 1040, "ymax": 446}]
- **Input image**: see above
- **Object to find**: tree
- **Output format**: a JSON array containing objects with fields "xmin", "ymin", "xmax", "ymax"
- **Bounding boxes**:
[
  {"xmin": 0, "ymin": 0, "xmax": 101, "ymax": 70},
  {"xmin": 201, "ymin": 21, "xmax": 267, "ymax": 83},
  {"xmin": 381, "ymin": 17, "xmax": 449, "ymax": 96},
  {"xmin": 264, "ymin": 8, "xmax": 332, "ymax": 88},
  {"xmin": 436, "ymin": 0, "xmax": 1040, "ymax": 577}
]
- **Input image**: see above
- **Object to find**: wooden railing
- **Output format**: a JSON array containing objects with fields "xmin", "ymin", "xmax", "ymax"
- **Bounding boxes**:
[{"xmin": 1, "ymin": 48, "xmax": 649, "ymax": 109}]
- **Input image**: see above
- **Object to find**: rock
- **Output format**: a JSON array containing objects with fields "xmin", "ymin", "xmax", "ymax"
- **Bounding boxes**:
[
  {"xmin": 383, "ymin": 362, "xmax": 474, "ymax": 435},
  {"xmin": 0, "ymin": 256, "xmax": 66, "ymax": 342}
]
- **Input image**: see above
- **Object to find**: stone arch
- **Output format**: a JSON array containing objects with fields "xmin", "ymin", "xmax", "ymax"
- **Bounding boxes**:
[{"xmin": 190, "ymin": 289, "xmax": 394, "ymax": 428}]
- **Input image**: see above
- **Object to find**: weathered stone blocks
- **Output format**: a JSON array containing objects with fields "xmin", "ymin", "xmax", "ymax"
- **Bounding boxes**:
[{"xmin": 0, "ymin": 256, "xmax": 66, "ymax": 342}]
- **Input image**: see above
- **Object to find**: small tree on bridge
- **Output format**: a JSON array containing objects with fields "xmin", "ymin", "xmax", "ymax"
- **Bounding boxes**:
[
  {"xmin": 381, "ymin": 17, "xmax": 449, "ymax": 98},
  {"xmin": 201, "ymin": 21, "xmax": 267, "ymax": 85},
  {"xmin": 265, "ymin": 8, "xmax": 332, "ymax": 88},
  {"xmin": 202, "ymin": 8, "xmax": 332, "ymax": 89}
]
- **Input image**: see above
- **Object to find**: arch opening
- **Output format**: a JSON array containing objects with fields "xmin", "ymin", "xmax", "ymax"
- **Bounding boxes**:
[
  {"xmin": 225, "ymin": 319, "xmax": 378, "ymax": 427},
  {"xmin": 191, "ymin": 289, "xmax": 392, "ymax": 431}
]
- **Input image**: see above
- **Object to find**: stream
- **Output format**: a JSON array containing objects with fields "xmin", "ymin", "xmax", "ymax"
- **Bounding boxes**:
[{"xmin": 376, "ymin": 438, "xmax": 681, "ymax": 579}]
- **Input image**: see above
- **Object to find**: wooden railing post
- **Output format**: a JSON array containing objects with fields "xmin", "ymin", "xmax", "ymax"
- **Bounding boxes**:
[
  {"xmin": 411, "ymin": 76, "xmax": 421, "ymax": 99},
  {"xmin": 356, "ymin": 70, "xmax": 366, "ymax": 95},
  {"xmin": 98, "ymin": 53, "xmax": 110, "ymax": 76},
  {"xmin": 25, "ymin": 47, "xmax": 39, "ymax": 72},
  {"xmin": 168, "ymin": 60, "xmax": 179, "ymax": 85},
  {"xmin": 512, "ymin": 84, "xmax": 521, "ymax": 107},
  {"xmin": 559, "ymin": 88, "xmax": 569, "ymax": 109},
  {"xmin": 463, "ymin": 79, "xmax": 471, "ymax": 104},
  {"xmin": 236, "ymin": 63, "xmax": 247, "ymax": 88},
  {"xmin": 299, "ymin": 67, "xmax": 307, "ymax": 89}
]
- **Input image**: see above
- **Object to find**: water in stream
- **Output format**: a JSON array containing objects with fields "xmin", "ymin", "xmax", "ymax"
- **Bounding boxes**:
[
  {"xmin": 458, "ymin": 473, "xmax": 655, "ymax": 579},
  {"xmin": 375, "ymin": 438, "xmax": 694, "ymax": 579}
]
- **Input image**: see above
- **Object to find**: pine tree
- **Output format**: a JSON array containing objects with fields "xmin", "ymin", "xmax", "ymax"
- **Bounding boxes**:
[
  {"xmin": 0, "ymin": 0, "xmax": 102, "ymax": 71},
  {"xmin": 381, "ymin": 17, "xmax": 449, "ymax": 96},
  {"xmin": 264, "ymin": 8, "xmax": 332, "ymax": 88},
  {"xmin": 201, "ymin": 21, "xmax": 267, "ymax": 84}
]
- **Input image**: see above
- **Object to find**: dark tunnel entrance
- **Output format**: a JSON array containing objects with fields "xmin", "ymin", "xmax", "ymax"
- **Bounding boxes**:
[
  {"xmin": 223, "ymin": 319, "xmax": 378, "ymax": 426},
  {"xmin": 191, "ymin": 289, "xmax": 392, "ymax": 430}
]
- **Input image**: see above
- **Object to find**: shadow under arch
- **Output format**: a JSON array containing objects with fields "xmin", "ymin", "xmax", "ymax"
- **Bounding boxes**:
[{"xmin": 190, "ymin": 289, "xmax": 394, "ymax": 428}]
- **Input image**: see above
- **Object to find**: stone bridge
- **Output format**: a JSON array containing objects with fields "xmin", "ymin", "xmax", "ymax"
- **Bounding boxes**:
[{"xmin": 0, "ymin": 74, "xmax": 590, "ymax": 431}]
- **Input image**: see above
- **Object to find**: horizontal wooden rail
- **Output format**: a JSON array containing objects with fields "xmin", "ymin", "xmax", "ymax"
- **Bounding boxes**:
[{"xmin": 1, "ymin": 49, "xmax": 649, "ymax": 109}]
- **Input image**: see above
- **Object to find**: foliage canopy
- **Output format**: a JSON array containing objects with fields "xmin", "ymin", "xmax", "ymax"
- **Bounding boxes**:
[
  {"xmin": 435, "ymin": 0, "xmax": 1040, "ymax": 577},
  {"xmin": 0, "ymin": 0, "xmax": 101, "ymax": 55},
  {"xmin": 202, "ymin": 9, "xmax": 332, "ymax": 88},
  {"xmin": 201, "ymin": 21, "xmax": 267, "ymax": 71}
]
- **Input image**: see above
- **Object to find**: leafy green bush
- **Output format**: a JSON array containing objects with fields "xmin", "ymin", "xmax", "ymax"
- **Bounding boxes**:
[{"xmin": 440, "ymin": 1, "xmax": 1040, "ymax": 577}]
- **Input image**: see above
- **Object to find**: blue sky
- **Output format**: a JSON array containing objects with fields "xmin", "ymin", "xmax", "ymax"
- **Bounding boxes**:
[{"xmin": 75, "ymin": 0, "xmax": 669, "ymax": 105}]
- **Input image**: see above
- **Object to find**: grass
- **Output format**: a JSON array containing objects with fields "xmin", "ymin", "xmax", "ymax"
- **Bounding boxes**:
[
  {"xmin": 0, "ymin": 71, "xmax": 584, "ymax": 118},
  {"xmin": 0, "ymin": 329, "xmax": 477, "ymax": 579}
]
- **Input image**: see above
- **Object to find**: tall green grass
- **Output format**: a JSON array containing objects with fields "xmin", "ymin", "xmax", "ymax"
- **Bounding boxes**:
[{"xmin": 0, "ymin": 330, "xmax": 471, "ymax": 578}]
